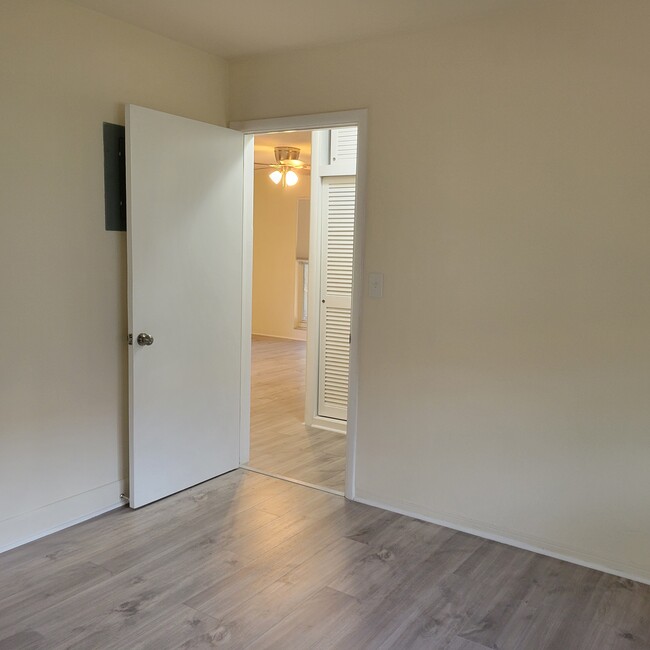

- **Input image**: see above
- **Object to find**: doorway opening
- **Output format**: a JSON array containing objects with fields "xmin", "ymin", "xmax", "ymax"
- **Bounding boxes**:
[{"xmin": 242, "ymin": 126, "xmax": 359, "ymax": 495}]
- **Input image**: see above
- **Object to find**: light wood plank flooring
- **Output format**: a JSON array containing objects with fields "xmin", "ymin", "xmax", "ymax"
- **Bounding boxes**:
[
  {"xmin": 1, "ymin": 470, "xmax": 649, "ymax": 649},
  {"xmin": 248, "ymin": 336, "xmax": 346, "ymax": 492}
]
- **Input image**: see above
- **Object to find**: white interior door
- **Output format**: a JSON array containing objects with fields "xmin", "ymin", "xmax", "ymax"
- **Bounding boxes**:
[
  {"xmin": 318, "ymin": 176, "xmax": 356, "ymax": 421},
  {"xmin": 126, "ymin": 105, "xmax": 243, "ymax": 508}
]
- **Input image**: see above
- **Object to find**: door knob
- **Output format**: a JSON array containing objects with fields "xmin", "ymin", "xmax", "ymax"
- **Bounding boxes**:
[{"xmin": 137, "ymin": 333, "xmax": 154, "ymax": 346}]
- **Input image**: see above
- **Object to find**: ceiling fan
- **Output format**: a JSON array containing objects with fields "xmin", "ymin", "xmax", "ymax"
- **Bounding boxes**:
[{"xmin": 255, "ymin": 146, "xmax": 311, "ymax": 187}]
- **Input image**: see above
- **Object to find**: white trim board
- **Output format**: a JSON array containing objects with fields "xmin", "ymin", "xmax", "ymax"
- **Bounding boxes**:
[
  {"xmin": 0, "ymin": 479, "xmax": 126, "ymax": 554},
  {"xmin": 232, "ymin": 109, "xmax": 368, "ymax": 503},
  {"xmin": 231, "ymin": 110, "xmax": 366, "ymax": 134},
  {"xmin": 354, "ymin": 491, "xmax": 650, "ymax": 587},
  {"xmin": 311, "ymin": 415, "xmax": 347, "ymax": 435},
  {"xmin": 303, "ymin": 130, "xmax": 324, "ymax": 433},
  {"xmin": 239, "ymin": 134, "xmax": 255, "ymax": 467}
]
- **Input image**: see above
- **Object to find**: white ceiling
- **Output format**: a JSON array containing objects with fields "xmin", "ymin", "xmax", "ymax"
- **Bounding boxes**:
[{"xmin": 69, "ymin": 0, "xmax": 526, "ymax": 60}]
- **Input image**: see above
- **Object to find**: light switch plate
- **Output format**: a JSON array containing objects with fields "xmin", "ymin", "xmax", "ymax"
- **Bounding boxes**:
[{"xmin": 368, "ymin": 272, "xmax": 383, "ymax": 298}]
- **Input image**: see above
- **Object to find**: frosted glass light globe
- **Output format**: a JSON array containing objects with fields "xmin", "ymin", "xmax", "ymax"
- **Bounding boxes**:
[{"xmin": 285, "ymin": 170, "xmax": 299, "ymax": 186}]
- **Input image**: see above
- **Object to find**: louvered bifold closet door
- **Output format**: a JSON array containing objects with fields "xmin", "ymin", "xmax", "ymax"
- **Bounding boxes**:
[
  {"xmin": 318, "ymin": 177, "xmax": 356, "ymax": 421},
  {"xmin": 330, "ymin": 127, "xmax": 358, "ymax": 166}
]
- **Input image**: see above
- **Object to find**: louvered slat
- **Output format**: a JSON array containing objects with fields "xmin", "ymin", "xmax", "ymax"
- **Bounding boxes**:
[
  {"xmin": 330, "ymin": 127, "xmax": 358, "ymax": 164},
  {"xmin": 324, "ymin": 181, "xmax": 355, "ymax": 298},
  {"xmin": 322, "ymin": 306, "xmax": 351, "ymax": 407}
]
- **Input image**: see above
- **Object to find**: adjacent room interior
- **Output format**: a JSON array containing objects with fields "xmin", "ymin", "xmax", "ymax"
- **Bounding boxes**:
[{"xmin": 245, "ymin": 128, "xmax": 358, "ymax": 494}]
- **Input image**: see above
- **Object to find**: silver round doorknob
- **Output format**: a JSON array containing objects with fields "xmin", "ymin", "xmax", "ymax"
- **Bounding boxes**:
[{"xmin": 137, "ymin": 333, "xmax": 154, "ymax": 346}]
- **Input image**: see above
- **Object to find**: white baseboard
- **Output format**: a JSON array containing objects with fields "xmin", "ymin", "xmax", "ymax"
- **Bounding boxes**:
[
  {"xmin": 0, "ymin": 479, "xmax": 127, "ymax": 554},
  {"xmin": 354, "ymin": 490, "xmax": 650, "ymax": 587},
  {"xmin": 310, "ymin": 415, "xmax": 347, "ymax": 435},
  {"xmin": 252, "ymin": 332, "xmax": 307, "ymax": 342}
]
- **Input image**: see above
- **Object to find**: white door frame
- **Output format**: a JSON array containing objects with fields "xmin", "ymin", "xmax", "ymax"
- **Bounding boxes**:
[
  {"xmin": 230, "ymin": 109, "xmax": 368, "ymax": 501},
  {"xmin": 304, "ymin": 129, "xmax": 351, "ymax": 436}
]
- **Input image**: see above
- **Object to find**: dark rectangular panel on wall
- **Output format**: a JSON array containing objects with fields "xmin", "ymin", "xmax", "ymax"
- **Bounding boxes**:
[{"xmin": 103, "ymin": 122, "xmax": 126, "ymax": 231}]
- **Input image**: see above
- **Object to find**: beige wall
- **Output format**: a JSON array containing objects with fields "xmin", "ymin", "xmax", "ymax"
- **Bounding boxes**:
[
  {"xmin": 0, "ymin": 0, "xmax": 228, "ymax": 549},
  {"xmin": 231, "ymin": 0, "xmax": 650, "ymax": 581},
  {"xmin": 252, "ymin": 170, "xmax": 309, "ymax": 341}
]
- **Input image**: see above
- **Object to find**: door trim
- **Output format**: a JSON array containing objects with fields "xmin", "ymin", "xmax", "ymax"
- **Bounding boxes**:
[
  {"xmin": 231, "ymin": 109, "xmax": 368, "ymax": 501},
  {"xmin": 238, "ymin": 134, "xmax": 255, "ymax": 466}
]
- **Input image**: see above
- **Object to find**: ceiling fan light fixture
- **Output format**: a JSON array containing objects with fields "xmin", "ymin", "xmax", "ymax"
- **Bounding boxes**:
[
  {"xmin": 275, "ymin": 146, "xmax": 301, "ymax": 164},
  {"xmin": 258, "ymin": 145, "xmax": 308, "ymax": 187},
  {"xmin": 280, "ymin": 158, "xmax": 303, "ymax": 168}
]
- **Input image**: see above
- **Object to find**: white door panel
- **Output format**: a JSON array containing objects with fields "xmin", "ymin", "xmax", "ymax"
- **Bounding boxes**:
[{"xmin": 126, "ymin": 105, "xmax": 243, "ymax": 508}]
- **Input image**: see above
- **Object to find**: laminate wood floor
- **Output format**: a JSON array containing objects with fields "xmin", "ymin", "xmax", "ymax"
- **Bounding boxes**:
[
  {"xmin": 247, "ymin": 336, "xmax": 346, "ymax": 493},
  {"xmin": 1, "ymin": 470, "xmax": 649, "ymax": 649}
]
